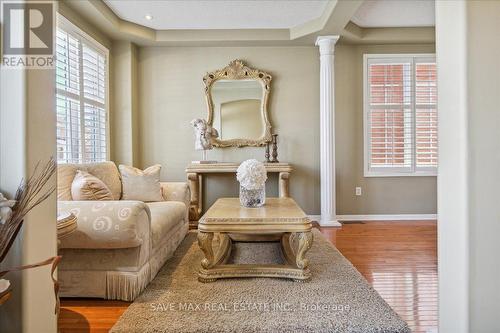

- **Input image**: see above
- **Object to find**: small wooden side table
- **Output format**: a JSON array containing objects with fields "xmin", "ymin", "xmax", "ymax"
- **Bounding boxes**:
[
  {"xmin": 197, "ymin": 197, "xmax": 313, "ymax": 283},
  {"xmin": 57, "ymin": 212, "xmax": 77, "ymax": 245}
]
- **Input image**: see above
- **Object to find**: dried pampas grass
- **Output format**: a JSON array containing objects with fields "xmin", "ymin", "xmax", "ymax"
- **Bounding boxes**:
[
  {"xmin": 0, "ymin": 158, "xmax": 56, "ymax": 262},
  {"xmin": 0, "ymin": 158, "xmax": 61, "ymax": 313}
]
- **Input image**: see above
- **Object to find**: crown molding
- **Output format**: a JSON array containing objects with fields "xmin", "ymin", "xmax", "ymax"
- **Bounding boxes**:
[
  {"xmin": 341, "ymin": 21, "xmax": 435, "ymax": 44},
  {"xmin": 291, "ymin": 0, "xmax": 364, "ymax": 40}
]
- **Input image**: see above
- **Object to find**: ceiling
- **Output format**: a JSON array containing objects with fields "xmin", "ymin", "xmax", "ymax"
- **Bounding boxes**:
[
  {"xmin": 103, "ymin": 0, "xmax": 329, "ymax": 30},
  {"xmin": 67, "ymin": 0, "xmax": 435, "ymax": 46},
  {"xmin": 351, "ymin": 0, "xmax": 435, "ymax": 28}
]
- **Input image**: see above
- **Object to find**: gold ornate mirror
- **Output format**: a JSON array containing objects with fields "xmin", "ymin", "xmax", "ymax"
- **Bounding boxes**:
[{"xmin": 203, "ymin": 60, "xmax": 272, "ymax": 148}]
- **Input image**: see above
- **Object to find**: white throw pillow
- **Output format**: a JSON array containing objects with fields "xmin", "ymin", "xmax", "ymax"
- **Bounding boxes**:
[{"xmin": 119, "ymin": 164, "xmax": 163, "ymax": 202}]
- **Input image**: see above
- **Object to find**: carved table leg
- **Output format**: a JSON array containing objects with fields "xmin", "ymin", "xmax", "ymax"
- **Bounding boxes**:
[
  {"xmin": 280, "ymin": 233, "xmax": 295, "ymax": 265},
  {"xmin": 197, "ymin": 232, "xmax": 214, "ymax": 270},
  {"xmin": 187, "ymin": 172, "xmax": 201, "ymax": 224},
  {"xmin": 198, "ymin": 232, "xmax": 232, "ymax": 283},
  {"xmin": 279, "ymin": 172, "xmax": 290, "ymax": 198},
  {"xmin": 294, "ymin": 231, "xmax": 313, "ymax": 270},
  {"xmin": 214, "ymin": 233, "xmax": 232, "ymax": 266}
]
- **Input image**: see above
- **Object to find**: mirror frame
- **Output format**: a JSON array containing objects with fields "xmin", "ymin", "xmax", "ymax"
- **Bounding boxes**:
[{"xmin": 203, "ymin": 59, "xmax": 273, "ymax": 147}]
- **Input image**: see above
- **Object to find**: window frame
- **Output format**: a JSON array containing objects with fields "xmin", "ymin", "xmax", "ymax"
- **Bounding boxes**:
[
  {"xmin": 56, "ymin": 14, "xmax": 110, "ymax": 164},
  {"xmin": 363, "ymin": 53, "xmax": 437, "ymax": 177}
]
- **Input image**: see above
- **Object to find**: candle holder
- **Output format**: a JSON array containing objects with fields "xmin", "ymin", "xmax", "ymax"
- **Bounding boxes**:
[
  {"xmin": 271, "ymin": 134, "xmax": 279, "ymax": 163},
  {"xmin": 265, "ymin": 143, "xmax": 271, "ymax": 163}
]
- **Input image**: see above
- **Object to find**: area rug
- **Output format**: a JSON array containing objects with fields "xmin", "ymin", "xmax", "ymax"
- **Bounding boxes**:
[{"xmin": 111, "ymin": 229, "xmax": 410, "ymax": 333}]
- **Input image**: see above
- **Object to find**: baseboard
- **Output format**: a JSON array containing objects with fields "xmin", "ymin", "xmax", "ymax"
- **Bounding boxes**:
[
  {"xmin": 336, "ymin": 214, "xmax": 437, "ymax": 221},
  {"xmin": 307, "ymin": 215, "xmax": 342, "ymax": 227},
  {"xmin": 308, "ymin": 215, "xmax": 321, "ymax": 222},
  {"xmin": 308, "ymin": 214, "xmax": 437, "ymax": 226}
]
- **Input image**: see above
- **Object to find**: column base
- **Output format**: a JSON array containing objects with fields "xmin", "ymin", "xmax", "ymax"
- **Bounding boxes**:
[{"xmin": 319, "ymin": 217, "xmax": 342, "ymax": 227}]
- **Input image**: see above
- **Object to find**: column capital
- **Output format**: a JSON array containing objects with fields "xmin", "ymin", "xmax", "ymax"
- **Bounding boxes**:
[{"xmin": 315, "ymin": 35, "xmax": 340, "ymax": 55}]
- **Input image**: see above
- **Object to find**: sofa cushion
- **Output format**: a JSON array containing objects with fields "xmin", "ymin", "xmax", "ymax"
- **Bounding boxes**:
[
  {"xmin": 119, "ymin": 165, "xmax": 163, "ymax": 202},
  {"xmin": 71, "ymin": 170, "xmax": 114, "ymax": 201},
  {"xmin": 146, "ymin": 201, "xmax": 186, "ymax": 249},
  {"xmin": 58, "ymin": 162, "xmax": 122, "ymax": 200}
]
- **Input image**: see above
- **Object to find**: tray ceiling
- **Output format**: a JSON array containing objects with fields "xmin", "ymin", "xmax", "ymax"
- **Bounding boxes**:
[
  {"xmin": 352, "ymin": 0, "xmax": 435, "ymax": 28},
  {"xmin": 103, "ymin": 0, "xmax": 330, "ymax": 30}
]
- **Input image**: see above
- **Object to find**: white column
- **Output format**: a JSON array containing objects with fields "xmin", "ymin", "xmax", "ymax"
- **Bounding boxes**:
[{"xmin": 316, "ymin": 35, "xmax": 341, "ymax": 227}]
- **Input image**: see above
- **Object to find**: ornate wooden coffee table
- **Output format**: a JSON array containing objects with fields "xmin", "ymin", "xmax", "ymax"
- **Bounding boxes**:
[{"xmin": 197, "ymin": 197, "xmax": 313, "ymax": 282}]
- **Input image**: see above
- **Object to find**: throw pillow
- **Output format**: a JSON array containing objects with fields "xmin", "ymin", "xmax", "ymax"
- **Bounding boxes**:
[
  {"xmin": 71, "ymin": 170, "xmax": 114, "ymax": 201},
  {"xmin": 119, "ymin": 164, "xmax": 163, "ymax": 202}
]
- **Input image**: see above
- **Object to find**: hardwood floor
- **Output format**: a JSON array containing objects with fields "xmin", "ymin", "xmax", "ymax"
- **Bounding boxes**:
[
  {"xmin": 59, "ymin": 221, "xmax": 437, "ymax": 333},
  {"xmin": 320, "ymin": 221, "xmax": 437, "ymax": 333},
  {"xmin": 59, "ymin": 299, "xmax": 129, "ymax": 333}
]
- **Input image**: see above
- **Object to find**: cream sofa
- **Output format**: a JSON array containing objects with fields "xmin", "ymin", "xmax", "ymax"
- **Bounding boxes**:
[{"xmin": 57, "ymin": 161, "xmax": 190, "ymax": 301}]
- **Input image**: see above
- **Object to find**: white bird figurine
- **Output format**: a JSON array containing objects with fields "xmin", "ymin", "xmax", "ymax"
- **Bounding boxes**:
[{"xmin": 0, "ymin": 192, "xmax": 16, "ymax": 225}]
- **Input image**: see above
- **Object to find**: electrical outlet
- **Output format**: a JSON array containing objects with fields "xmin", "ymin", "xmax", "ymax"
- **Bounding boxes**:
[{"xmin": 355, "ymin": 187, "xmax": 362, "ymax": 196}]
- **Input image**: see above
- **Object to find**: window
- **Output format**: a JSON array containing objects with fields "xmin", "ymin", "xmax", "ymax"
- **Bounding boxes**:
[
  {"xmin": 55, "ymin": 16, "xmax": 109, "ymax": 164},
  {"xmin": 363, "ymin": 54, "xmax": 437, "ymax": 177}
]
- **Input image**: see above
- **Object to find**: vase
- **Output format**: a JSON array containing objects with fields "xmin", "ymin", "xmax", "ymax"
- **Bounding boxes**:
[{"xmin": 239, "ymin": 186, "xmax": 265, "ymax": 208}]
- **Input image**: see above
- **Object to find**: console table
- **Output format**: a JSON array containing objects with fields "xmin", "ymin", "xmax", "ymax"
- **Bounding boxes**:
[{"xmin": 185, "ymin": 162, "xmax": 292, "ymax": 226}]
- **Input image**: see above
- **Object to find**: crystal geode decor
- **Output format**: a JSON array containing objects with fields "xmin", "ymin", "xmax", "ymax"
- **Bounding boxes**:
[
  {"xmin": 237, "ymin": 159, "xmax": 267, "ymax": 208},
  {"xmin": 239, "ymin": 186, "xmax": 265, "ymax": 208}
]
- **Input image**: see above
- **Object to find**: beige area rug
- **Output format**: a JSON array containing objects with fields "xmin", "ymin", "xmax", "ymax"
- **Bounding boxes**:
[{"xmin": 111, "ymin": 230, "xmax": 410, "ymax": 333}]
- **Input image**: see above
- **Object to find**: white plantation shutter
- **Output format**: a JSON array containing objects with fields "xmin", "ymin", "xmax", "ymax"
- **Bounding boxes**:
[
  {"xmin": 55, "ymin": 18, "xmax": 108, "ymax": 164},
  {"xmin": 56, "ymin": 95, "xmax": 81, "ymax": 163},
  {"xmin": 366, "ymin": 58, "xmax": 413, "ymax": 172},
  {"xmin": 364, "ymin": 55, "xmax": 437, "ymax": 176},
  {"xmin": 415, "ymin": 60, "xmax": 438, "ymax": 169},
  {"xmin": 82, "ymin": 46, "xmax": 106, "ymax": 103},
  {"xmin": 82, "ymin": 44, "xmax": 107, "ymax": 162},
  {"xmin": 56, "ymin": 30, "xmax": 79, "ymax": 95},
  {"xmin": 83, "ymin": 104, "xmax": 107, "ymax": 162}
]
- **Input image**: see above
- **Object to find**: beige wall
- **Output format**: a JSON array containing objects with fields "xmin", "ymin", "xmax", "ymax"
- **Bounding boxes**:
[
  {"xmin": 136, "ymin": 44, "xmax": 436, "ymax": 215},
  {"xmin": 111, "ymin": 41, "xmax": 139, "ymax": 166},
  {"xmin": 335, "ymin": 43, "xmax": 437, "ymax": 214},
  {"xmin": 137, "ymin": 47, "xmax": 321, "ymax": 214},
  {"xmin": 465, "ymin": 1, "xmax": 500, "ymax": 330}
]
